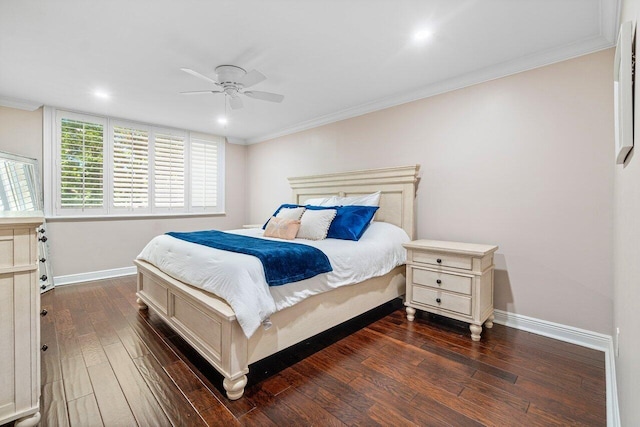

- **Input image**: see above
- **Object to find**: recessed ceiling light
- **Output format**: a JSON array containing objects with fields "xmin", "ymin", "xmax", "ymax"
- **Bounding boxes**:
[
  {"xmin": 413, "ymin": 29, "xmax": 433, "ymax": 42},
  {"xmin": 217, "ymin": 116, "xmax": 228, "ymax": 125},
  {"xmin": 94, "ymin": 90, "xmax": 110, "ymax": 99}
]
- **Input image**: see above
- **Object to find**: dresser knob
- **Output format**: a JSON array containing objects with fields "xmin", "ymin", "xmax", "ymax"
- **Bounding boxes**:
[
  {"xmin": 436, "ymin": 298, "xmax": 441, "ymax": 304},
  {"xmin": 40, "ymin": 284, "xmax": 46, "ymax": 290},
  {"xmin": 40, "ymin": 309, "xmax": 48, "ymax": 317},
  {"xmin": 436, "ymin": 258, "xmax": 442, "ymax": 264},
  {"xmin": 38, "ymin": 227, "xmax": 45, "ymax": 233},
  {"xmin": 40, "ymin": 257, "xmax": 46, "ymax": 263},
  {"xmin": 41, "ymin": 344, "xmax": 48, "ymax": 352},
  {"xmin": 40, "ymin": 275, "xmax": 47, "ymax": 282},
  {"xmin": 39, "ymin": 236, "xmax": 47, "ymax": 242},
  {"xmin": 436, "ymin": 279, "xmax": 442, "ymax": 284}
]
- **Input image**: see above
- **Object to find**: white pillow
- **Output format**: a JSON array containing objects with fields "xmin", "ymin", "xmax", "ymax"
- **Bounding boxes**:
[
  {"xmin": 325, "ymin": 191, "xmax": 381, "ymax": 207},
  {"xmin": 303, "ymin": 197, "xmax": 332, "ymax": 206},
  {"xmin": 275, "ymin": 206, "xmax": 306, "ymax": 220},
  {"xmin": 297, "ymin": 209, "xmax": 337, "ymax": 240}
]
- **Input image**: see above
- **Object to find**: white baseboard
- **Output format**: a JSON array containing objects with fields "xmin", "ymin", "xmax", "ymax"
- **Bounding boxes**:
[
  {"xmin": 493, "ymin": 309, "xmax": 619, "ymax": 426},
  {"xmin": 54, "ymin": 266, "xmax": 136, "ymax": 286}
]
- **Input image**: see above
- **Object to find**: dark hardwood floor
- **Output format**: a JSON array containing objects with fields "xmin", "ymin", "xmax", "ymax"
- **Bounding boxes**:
[{"xmin": 31, "ymin": 276, "xmax": 605, "ymax": 426}]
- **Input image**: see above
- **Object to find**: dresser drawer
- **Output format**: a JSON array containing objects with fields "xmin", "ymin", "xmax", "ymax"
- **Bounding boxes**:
[
  {"xmin": 411, "ymin": 285, "xmax": 472, "ymax": 316},
  {"xmin": 411, "ymin": 268, "xmax": 472, "ymax": 295},
  {"xmin": 410, "ymin": 251, "xmax": 472, "ymax": 270}
]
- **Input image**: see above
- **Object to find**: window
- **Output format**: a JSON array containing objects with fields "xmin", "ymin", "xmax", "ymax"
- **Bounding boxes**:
[
  {"xmin": 112, "ymin": 124, "xmax": 149, "ymax": 210},
  {"xmin": 154, "ymin": 132, "xmax": 185, "ymax": 209},
  {"xmin": 44, "ymin": 108, "xmax": 225, "ymax": 217}
]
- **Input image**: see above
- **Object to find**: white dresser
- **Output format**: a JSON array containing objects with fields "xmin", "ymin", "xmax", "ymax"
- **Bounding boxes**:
[
  {"xmin": 0, "ymin": 212, "xmax": 43, "ymax": 427},
  {"xmin": 403, "ymin": 240, "xmax": 498, "ymax": 341}
]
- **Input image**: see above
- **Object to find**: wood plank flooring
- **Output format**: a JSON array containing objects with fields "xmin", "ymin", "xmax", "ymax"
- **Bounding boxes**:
[{"xmin": 29, "ymin": 276, "xmax": 606, "ymax": 426}]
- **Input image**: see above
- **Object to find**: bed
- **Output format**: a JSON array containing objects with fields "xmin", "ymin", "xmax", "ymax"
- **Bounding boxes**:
[{"xmin": 133, "ymin": 165, "xmax": 419, "ymax": 399}]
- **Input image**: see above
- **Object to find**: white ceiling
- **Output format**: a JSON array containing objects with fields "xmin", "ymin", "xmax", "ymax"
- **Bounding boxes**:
[{"xmin": 0, "ymin": 0, "xmax": 619, "ymax": 144}]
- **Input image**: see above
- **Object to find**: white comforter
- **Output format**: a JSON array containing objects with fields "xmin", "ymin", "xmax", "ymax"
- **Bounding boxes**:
[{"xmin": 137, "ymin": 221, "xmax": 409, "ymax": 338}]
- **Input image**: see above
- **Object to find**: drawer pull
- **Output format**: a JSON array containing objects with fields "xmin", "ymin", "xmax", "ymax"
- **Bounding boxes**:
[
  {"xmin": 41, "ymin": 344, "xmax": 48, "ymax": 352},
  {"xmin": 436, "ymin": 258, "xmax": 442, "ymax": 264},
  {"xmin": 38, "ymin": 227, "xmax": 46, "ymax": 233},
  {"xmin": 436, "ymin": 279, "xmax": 442, "ymax": 284},
  {"xmin": 39, "ymin": 235, "xmax": 47, "ymax": 242},
  {"xmin": 40, "ymin": 284, "xmax": 46, "ymax": 290},
  {"xmin": 40, "ymin": 309, "xmax": 48, "ymax": 317},
  {"xmin": 40, "ymin": 257, "xmax": 46, "ymax": 263},
  {"xmin": 40, "ymin": 275, "xmax": 47, "ymax": 282},
  {"xmin": 436, "ymin": 298, "xmax": 441, "ymax": 304}
]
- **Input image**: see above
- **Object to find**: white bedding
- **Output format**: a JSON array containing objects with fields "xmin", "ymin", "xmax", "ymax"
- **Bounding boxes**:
[{"xmin": 137, "ymin": 221, "xmax": 409, "ymax": 338}]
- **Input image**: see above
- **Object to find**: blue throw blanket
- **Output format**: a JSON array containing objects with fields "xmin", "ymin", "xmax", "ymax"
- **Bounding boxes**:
[{"xmin": 166, "ymin": 230, "xmax": 333, "ymax": 287}]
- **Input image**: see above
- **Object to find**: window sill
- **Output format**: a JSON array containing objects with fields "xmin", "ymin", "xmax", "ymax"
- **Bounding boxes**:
[{"xmin": 45, "ymin": 211, "xmax": 226, "ymax": 222}]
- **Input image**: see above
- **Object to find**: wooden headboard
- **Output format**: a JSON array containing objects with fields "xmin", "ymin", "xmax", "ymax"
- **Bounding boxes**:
[{"xmin": 288, "ymin": 165, "xmax": 420, "ymax": 239}]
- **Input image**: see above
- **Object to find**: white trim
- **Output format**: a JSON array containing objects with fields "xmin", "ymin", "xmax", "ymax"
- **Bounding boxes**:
[
  {"xmin": 0, "ymin": 96, "xmax": 43, "ymax": 111},
  {"xmin": 54, "ymin": 266, "xmax": 136, "ymax": 286},
  {"xmin": 493, "ymin": 309, "xmax": 610, "ymax": 351},
  {"xmin": 493, "ymin": 309, "xmax": 619, "ymax": 426},
  {"xmin": 607, "ymin": 337, "xmax": 620, "ymax": 427}
]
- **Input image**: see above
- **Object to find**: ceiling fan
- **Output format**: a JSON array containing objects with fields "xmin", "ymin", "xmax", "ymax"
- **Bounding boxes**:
[{"xmin": 180, "ymin": 65, "xmax": 284, "ymax": 109}]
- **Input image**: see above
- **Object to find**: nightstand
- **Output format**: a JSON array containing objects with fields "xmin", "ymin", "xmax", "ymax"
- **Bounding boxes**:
[{"xmin": 403, "ymin": 240, "xmax": 498, "ymax": 341}]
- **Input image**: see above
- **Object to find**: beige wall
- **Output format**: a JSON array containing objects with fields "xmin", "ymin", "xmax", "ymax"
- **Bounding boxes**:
[
  {"xmin": 247, "ymin": 50, "xmax": 615, "ymax": 335},
  {"xmin": 0, "ymin": 106, "xmax": 248, "ymax": 276},
  {"xmin": 615, "ymin": 0, "xmax": 640, "ymax": 424},
  {"xmin": 0, "ymin": 106, "xmax": 43, "ymax": 166}
]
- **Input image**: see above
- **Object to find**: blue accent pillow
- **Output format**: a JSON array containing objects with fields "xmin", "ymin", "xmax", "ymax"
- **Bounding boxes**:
[
  {"xmin": 306, "ymin": 205, "xmax": 379, "ymax": 241},
  {"xmin": 262, "ymin": 204, "xmax": 302, "ymax": 229}
]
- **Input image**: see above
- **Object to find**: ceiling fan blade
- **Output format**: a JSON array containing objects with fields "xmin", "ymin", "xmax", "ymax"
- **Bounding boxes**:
[
  {"xmin": 244, "ymin": 91, "xmax": 284, "ymax": 103},
  {"xmin": 229, "ymin": 96, "xmax": 243, "ymax": 110},
  {"xmin": 180, "ymin": 90, "xmax": 223, "ymax": 95},
  {"xmin": 180, "ymin": 68, "xmax": 220, "ymax": 86},
  {"xmin": 239, "ymin": 70, "xmax": 266, "ymax": 88}
]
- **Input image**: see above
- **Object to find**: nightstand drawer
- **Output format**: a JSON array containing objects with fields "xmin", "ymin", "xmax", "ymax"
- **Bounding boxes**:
[
  {"xmin": 412, "ymin": 268, "xmax": 472, "ymax": 295},
  {"xmin": 411, "ymin": 251, "xmax": 472, "ymax": 270},
  {"xmin": 411, "ymin": 286, "xmax": 472, "ymax": 316}
]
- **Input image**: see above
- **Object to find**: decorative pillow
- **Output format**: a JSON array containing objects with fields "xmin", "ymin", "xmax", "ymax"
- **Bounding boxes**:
[
  {"xmin": 297, "ymin": 208, "xmax": 337, "ymax": 240},
  {"xmin": 325, "ymin": 191, "xmax": 381, "ymax": 207},
  {"xmin": 262, "ymin": 204, "xmax": 302, "ymax": 229},
  {"xmin": 306, "ymin": 205, "xmax": 379, "ymax": 241},
  {"xmin": 304, "ymin": 196, "xmax": 332, "ymax": 206},
  {"xmin": 276, "ymin": 206, "xmax": 306, "ymax": 220},
  {"xmin": 263, "ymin": 217, "xmax": 301, "ymax": 240}
]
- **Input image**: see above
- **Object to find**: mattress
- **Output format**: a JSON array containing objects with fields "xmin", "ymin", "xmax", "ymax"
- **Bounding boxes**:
[{"xmin": 137, "ymin": 221, "xmax": 410, "ymax": 337}]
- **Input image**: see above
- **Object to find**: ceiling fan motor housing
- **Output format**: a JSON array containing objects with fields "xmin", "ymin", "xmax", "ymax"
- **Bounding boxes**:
[{"xmin": 215, "ymin": 65, "xmax": 247, "ymax": 85}]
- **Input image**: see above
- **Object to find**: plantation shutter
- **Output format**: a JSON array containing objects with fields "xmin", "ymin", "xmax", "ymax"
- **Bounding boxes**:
[
  {"xmin": 154, "ymin": 133, "xmax": 185, "ymax": 208},
  {"xmin": 59, "ymin": 118, "xmax": 104, "ymax": 209},
  {"xmin": 113, "ymin": 125, "xmax": 149, "ymax": 209},
  {"xmin": 190, "ymin": 139, "xmax": 218, "ymax": 208}
]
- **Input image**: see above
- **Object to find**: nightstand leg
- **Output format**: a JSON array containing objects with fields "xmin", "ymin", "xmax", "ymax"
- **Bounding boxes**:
[
  {"xmin": 406, "ymin": 306, "xmax": 416, "ymax": 322},
  {"xmin": 485, "ymin": 313, "xmax": 495, "ymax": 329},
  {"xmin": 469, "ymin": 324, "xmax": 482, "ymax": 341}
]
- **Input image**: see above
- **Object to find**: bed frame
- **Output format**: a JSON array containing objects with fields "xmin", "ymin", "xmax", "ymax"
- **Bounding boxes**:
[{"xmin": 134, "ymin": 165, "xmax": 420, "ymax": 399}]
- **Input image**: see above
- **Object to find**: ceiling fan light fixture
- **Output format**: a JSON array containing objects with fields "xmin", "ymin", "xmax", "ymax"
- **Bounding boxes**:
[{"xmin": 180, "ymin": 64, "xmax": 283, "ymax": 109}]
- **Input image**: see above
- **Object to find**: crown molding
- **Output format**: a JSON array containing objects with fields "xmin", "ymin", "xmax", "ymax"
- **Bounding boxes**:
[
  {"xmin": 248, "ymin": 38, "xmax": 614, "ymax": 145},
  {"xmin": 0, "ymin": 96, "xmax": 43, "ymax": 111}
]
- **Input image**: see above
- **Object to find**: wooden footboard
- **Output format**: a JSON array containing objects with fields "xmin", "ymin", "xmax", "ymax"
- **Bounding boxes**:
[
  {"xmin": 134, "ymin": 259, "xmax": 405, "ymax": 400},
  {"xmin": 135, "ymin": 259, "xmax": 249, "ymax": 399}
]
